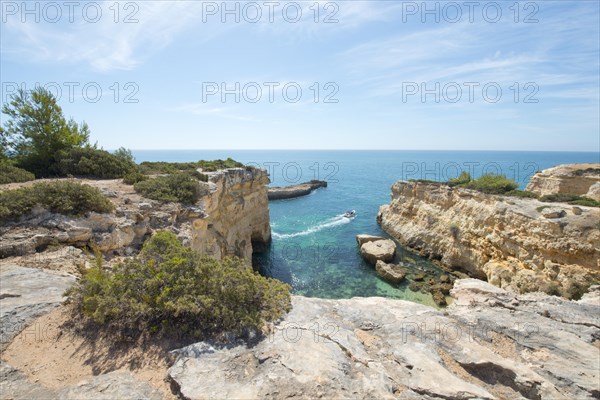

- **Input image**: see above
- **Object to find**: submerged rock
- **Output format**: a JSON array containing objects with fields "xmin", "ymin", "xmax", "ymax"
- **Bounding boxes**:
[{"xmin": 375, "ymin": 260, "xmax": 406, "ymax": 284}]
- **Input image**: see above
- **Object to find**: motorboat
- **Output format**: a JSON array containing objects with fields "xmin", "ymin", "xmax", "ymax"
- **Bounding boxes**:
[{"xmin": 343, "ymin": 210, "xmax": 356, "ymax": 218}]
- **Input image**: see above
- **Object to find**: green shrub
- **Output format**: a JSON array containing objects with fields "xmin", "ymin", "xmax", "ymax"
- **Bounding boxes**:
[
  {"xmin": 122, "ymin": 171, "xmax": 148, "ymax": 185},
  {"xmin": 448, "ymin": 171, "xmax": 472, "ymax": 186},
  {"xmin": 460, "ymin": 174, "xmax": 519, "ymax": 194},
  {"xmin": 53, "ymin": 147, "xmax": 137, "ymax": 179},
  {"xmin": 0, "ymin": 181, "xmax": 113, "ymax": 223},
  {"xmin": 138, "ymin": 158, "xmax": 242, "ymax": 175},
  {"xmin": 573, "ymin": 168, "xmax": 600, "ymax": 176},
  {"xmin": 0, "ymin": 163, "xmax": 35, "ymax": 184},
  {"xmin": 197, "ymin": 158, "xmax": 243, "ymax": 171},
  {"xmin": 505, "ymin": 190, "xmax": 539, "ymax": 199},
  {"xmin": 134, "ymin": 173, "xmax": 201, "ymax": 204},
  {"xmin": 67, "ymin": 231, "xmax": 291, "ymax": 341},
  {"xmin": 138, "ymin": 161, "xmax": 199, "ymax": 175},
  {"xmin": 536, "ymin": 206, "xmax": 550, "ymax": 213},
  {"xmin": 565, "ymin": 281, "xmax": 587, "ymax": 301},
  {"xmin": 540, "ymin": 193, "xmax": 600, "ymax": 208}
]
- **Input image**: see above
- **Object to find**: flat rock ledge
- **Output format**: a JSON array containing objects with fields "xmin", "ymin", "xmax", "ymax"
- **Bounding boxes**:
[
  {"xmin": 168, "ymin": 279, "xmax": 600, "ymax": 400},
  {"xmin": 268, "ymin": 180, "xmax": 327, "ymax": 200}
]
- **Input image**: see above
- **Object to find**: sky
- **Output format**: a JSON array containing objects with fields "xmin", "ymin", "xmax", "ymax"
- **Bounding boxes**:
[{"xmin": 1, "ymin": 0, "xmax": 599, "ymax": 151}]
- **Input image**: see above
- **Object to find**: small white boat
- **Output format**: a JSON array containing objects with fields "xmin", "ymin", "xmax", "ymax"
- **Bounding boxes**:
[{"xmin": 343, "ymin": 210, "xmax": 356, "ymax": 218}]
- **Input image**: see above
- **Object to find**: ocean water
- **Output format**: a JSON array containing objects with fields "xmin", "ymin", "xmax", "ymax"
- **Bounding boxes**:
[{"xmin": 132, "ymin": 150, "xmax": 598, "ymax": 306}]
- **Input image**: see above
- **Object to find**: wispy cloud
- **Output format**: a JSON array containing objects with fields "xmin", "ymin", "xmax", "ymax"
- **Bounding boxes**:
[{"xmin": 169, "ymin": 102, "xmax": 262, "ymax": 122}]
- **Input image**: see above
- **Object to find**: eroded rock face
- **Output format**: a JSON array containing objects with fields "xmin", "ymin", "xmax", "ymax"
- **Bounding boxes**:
[
  {"xmin": 191, "ymin": 168, "xmax": 271, "ymax": 260},
  {"xmin": 168, "ymin": 280, "xmax": 600, "ymax": 400},
  {"xmin": 377, "ymin": 180, "xmax": 600, "ymax": 296},
  {"xmin": 360, "ymin": 239, "xmax": 396, "ymax": 265},
  {"xmin": 525, "ymin": 163, "xmax": 600, "ymax": 200}
]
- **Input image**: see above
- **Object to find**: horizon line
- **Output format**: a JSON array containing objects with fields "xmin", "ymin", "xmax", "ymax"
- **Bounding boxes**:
[{"xmin": 112, "ymin": 148, "xmax": 599, "ymax": 153}]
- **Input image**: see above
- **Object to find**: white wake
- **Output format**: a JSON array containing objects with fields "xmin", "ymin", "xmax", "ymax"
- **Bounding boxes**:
[{"xmin": 272, "ymin": 215, "xmax": 352, "ymax": 239}]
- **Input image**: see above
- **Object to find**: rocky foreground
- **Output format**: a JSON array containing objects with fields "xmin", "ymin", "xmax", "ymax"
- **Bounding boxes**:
[{"xmin": 1, "ymin": 262, "xmax": 598, "ymax": 400}]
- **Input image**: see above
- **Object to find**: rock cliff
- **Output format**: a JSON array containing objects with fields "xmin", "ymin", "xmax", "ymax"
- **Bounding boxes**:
[
  {"xmin": 192, "ymin": 168, "xmax": 271, "ymax": 260},
  {"xmin": 0, "ymin": 167, "xmax": 271, "ymax": 265},
  {"xmin": 526, "ymin": 163, "xmax": 600, "ymax": 200},
  {"xmin": 377, "ymin": 180, "xmax": 600, "ymax": 297}
]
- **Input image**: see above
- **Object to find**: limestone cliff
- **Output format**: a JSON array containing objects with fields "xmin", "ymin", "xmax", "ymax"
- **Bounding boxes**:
[
  {"xmin": 526, "ymin": 163, "xmax": 600, "ymax": 200},
  {"xmin": 0, "ymin": 167, "xmax": 270, "ymax": 267},
  {"xmin": 192, "ymin": 168, "xmax": 271, "ymax": 260},
  {"xmin": 377, "ymin": 180, "xmax": 600, "ymax": 296}
]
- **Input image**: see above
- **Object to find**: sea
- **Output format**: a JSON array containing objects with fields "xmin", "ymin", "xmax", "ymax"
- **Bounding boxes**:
[{"xmin": 131, "ymin": 150, "xmax": 599, "ymax": 306}]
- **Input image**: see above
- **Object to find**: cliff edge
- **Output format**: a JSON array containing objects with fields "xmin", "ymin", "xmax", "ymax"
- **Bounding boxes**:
[{"xmin": 377, "ymin": 172, "xmax": 600, "ymax": 297}]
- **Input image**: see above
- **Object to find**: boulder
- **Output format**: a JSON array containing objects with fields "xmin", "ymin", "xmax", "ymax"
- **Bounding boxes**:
[
  {"xmin": 541, "ymin": 207, "xmax": 567, "ymax": 219},
  {"xmin": 355, "ymin": 234, "xmax": 385, "ymax": 247},
  {"xmin": 375, "ymin": 260, "xmax": 406, "ymax": 284},
  {"xmin": 360, "ymin": 239, "xmax": 396, "ymax": 265}
]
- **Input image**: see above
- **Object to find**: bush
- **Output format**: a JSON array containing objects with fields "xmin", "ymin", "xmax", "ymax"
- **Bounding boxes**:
[
  {"xmin": 138, "ymin": 158, "xmax": 242, "ymax": 175},
  {"xmin": 67, "ymin": 231, "xmax": 291, "ymax": 341},
  {"xmin": 138, "ymin": 161, "xmax": 199, "ymax": 175},
  {"xmin": 448, "ymin": 171, "xmax": 471, "ymax": 186},
  {"xmin": 53, "ymin": 147, "xmax": 137, "ymax": 179},
  {"xmin": 134, "ymin": 173, "xmax": 201, "ymax": 204},
  {"xmin": 0, "ymin": 181, "xmax": 114, "ymax": 223},
  {"xmin": 539, "ymin": 193, "xmax": 600, "ymax": 208},
  {"xmin": 122, "ymin": 171, "xmax": 148, "ymax": 185},
  {"xmin": 197, "ymin": 157, "xmax": 243, "ymax": 171},
  {"xmin": 505, "ymin": 190, "xmax": 539, "ymax": 199},
  {"xmin": 0, "ymin": 163, "xmax": 35, "ymax": 184},
  {"xmin": 461, "ymin": 174, "xmax": 519, "ymax": 194}
]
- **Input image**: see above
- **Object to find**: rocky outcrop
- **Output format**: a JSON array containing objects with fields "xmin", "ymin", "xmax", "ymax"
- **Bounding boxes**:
[
  {"xmin": 192, "ymin": 168, "xmax": 271, "ymax": 260},
  {"xmin": 356, "ymin": 234, "xmax": 385, "ymax": 246},
  {"xmin": 167, "ymin": 279, "xmax": 600, "ymax": 400},
  {"xmin": 0, "ymin": 265, "xmax": 76, "ymax": 351},
  {"xmin": 360, "ymin": 239, "xmax": 396, "ymax": 265},
  {"xmin": 0, "ymin": 167, "xmax": 271, "ymax": 263},
  {"xmin": 377, "ymin": 180, "xmax": 600, "ymax": 297},
  {"xmin": 375, "ymin": 260, "xmax": 406, "ymax": 283},
  {"xmin": 267, "ymin": 180, "xmax": 327, "ymax": 200},
  {"xmin": 526, "ymin": 163, "xmax": 600, "ymax": 200}
]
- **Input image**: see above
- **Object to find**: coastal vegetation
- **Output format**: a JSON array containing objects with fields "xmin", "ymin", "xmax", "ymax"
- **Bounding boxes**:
[
  {"xmin": 0, "ymin": 162, "xmax": 35, "ymax": 184},
  {"xmin": 133, "ymin": 173, "xmax": 202, "ymax": 204},
  {"xmin": 410, "ymin": 172, "xmax": 599, "ymax": 206},
  {"xmin": 0, "ymin": 88, "xmax": 242, "ymax": 188},
  {"xmin": 0, "ymin": 181, "xmax": 114, "ymax": 223},
  {"xmin": 67, "ymin": 231, "xmax": 291, "ymax": 342}
]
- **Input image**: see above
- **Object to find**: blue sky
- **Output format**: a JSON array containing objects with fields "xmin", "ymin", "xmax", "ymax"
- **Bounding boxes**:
[{"xmin": 1, "ymin": 0, "xmax": 599, "ymax": 151}]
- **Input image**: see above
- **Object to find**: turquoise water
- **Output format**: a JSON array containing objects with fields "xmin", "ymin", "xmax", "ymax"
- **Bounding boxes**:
[{"xmin": 132, "ymin": 150, "xmax": 598, "ymax": 305}]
